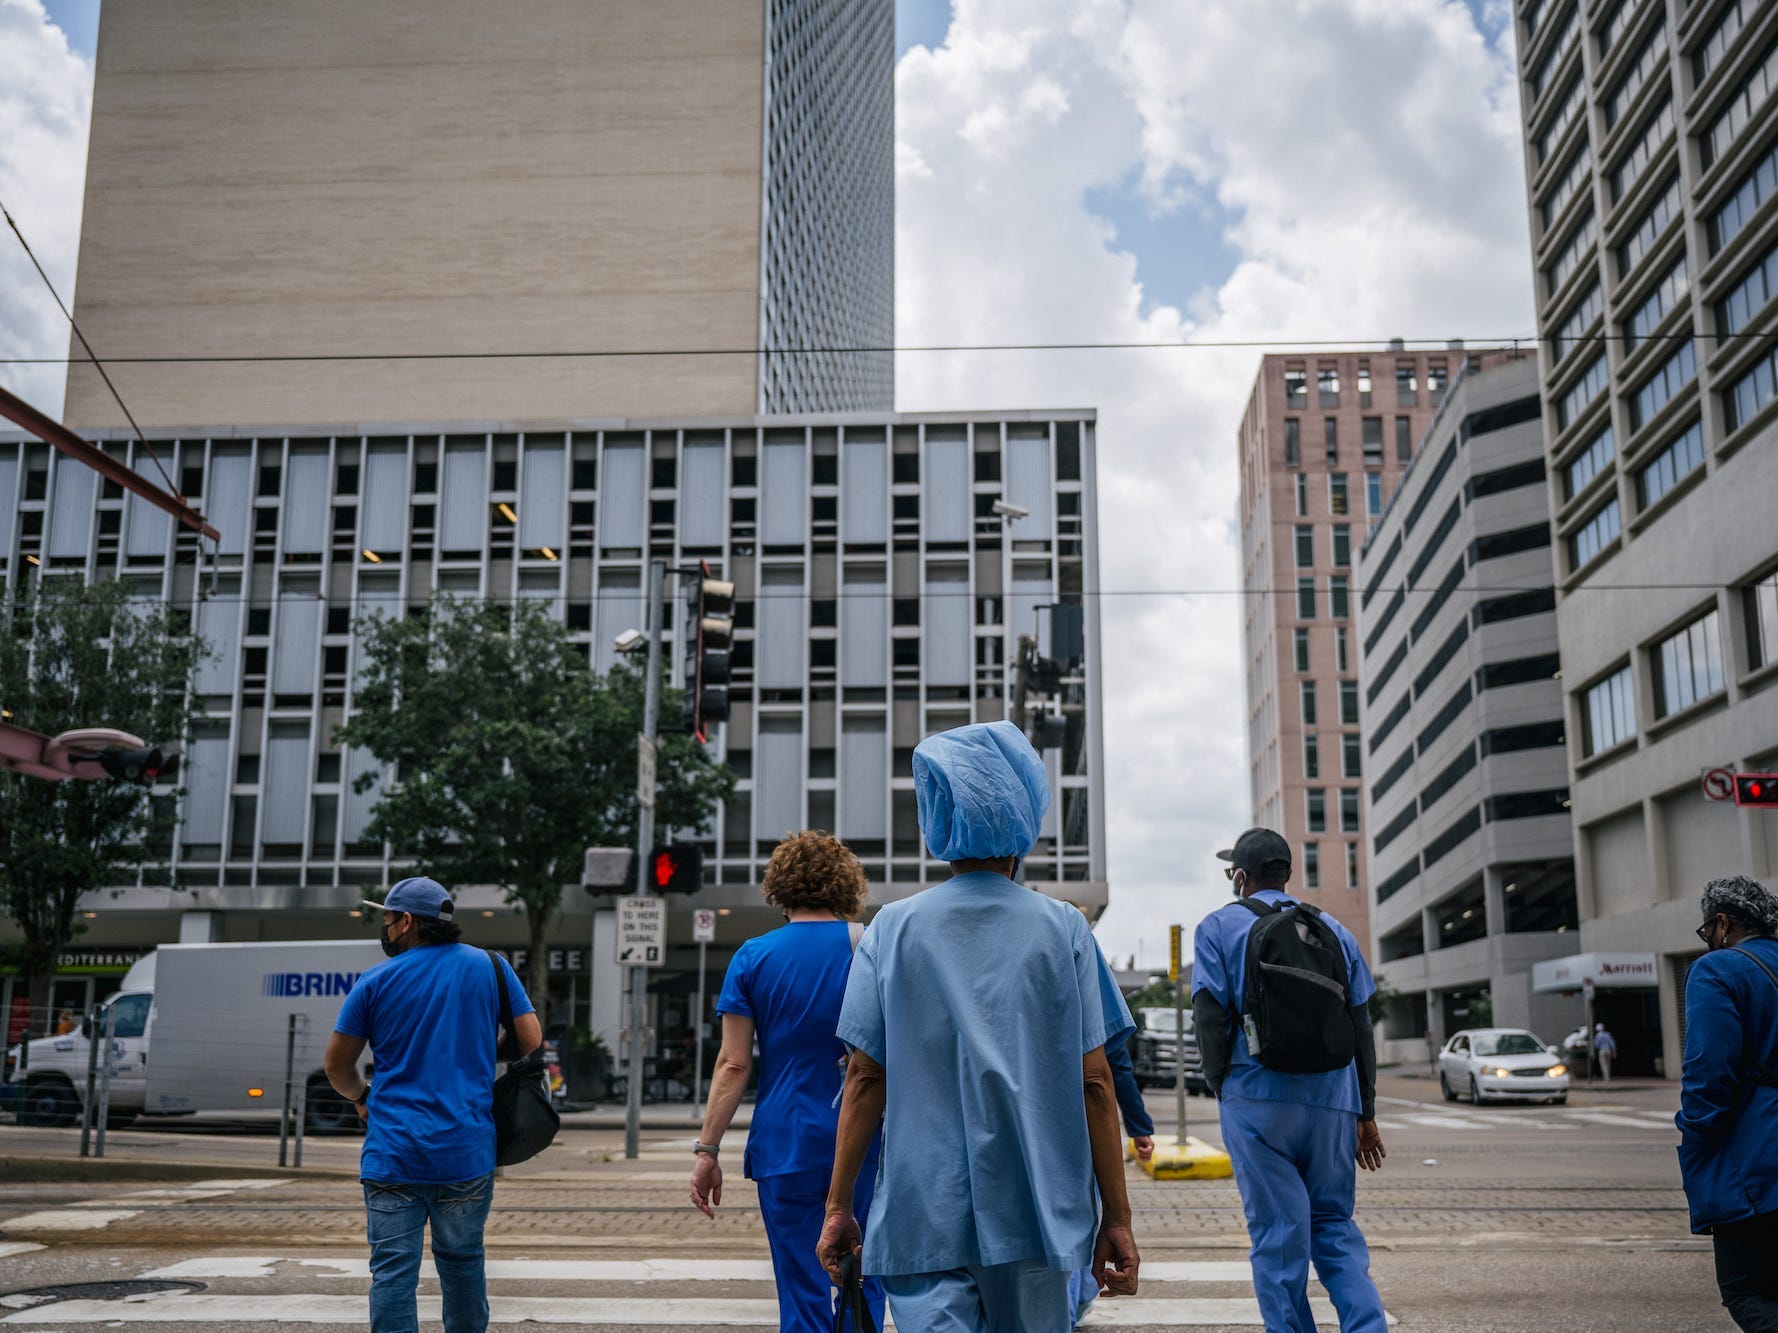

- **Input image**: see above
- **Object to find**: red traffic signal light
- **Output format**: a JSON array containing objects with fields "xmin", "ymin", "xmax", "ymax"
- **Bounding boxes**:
[
  {"xmin": 1735, "ymin": 773, "xmax": 1778, "ymax": 807},
  {"xmin": 647, "ymin": 843, "xmax": 705, "ymax": 894}
]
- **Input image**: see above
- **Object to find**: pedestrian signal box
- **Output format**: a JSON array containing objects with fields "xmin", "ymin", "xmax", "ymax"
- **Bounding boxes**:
[
  {"xmin": 1735, "ymin": 773, "xmax": 1778, "ymax": 807},
  {"xmin": 648, "ymin": 843, "xmax": 705, "ymax": 894}
]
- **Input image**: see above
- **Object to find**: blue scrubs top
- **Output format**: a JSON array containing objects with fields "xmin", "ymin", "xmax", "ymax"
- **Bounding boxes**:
[
  {"xmin": 1191, "ymin": 890, "xmax": 1375, "ymax": 1115},
  {"xmin": 716, "ymin": 919, "xmax": 869, "ymax": 1180},
  {"xmin": 837, "ymin": 873, "xmax": 1134, "ymax": 1276}
]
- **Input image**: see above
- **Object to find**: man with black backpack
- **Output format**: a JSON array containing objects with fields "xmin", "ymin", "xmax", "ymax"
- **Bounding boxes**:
[
  {"xmin": 1192, "ymin": 829, "xmax": 1387, "ymax": 1333},
  {"xmin": 323, "ymin": 877, "xmax": 542, "ymax": 1333}
]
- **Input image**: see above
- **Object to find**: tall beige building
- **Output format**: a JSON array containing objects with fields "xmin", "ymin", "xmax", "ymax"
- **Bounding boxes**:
[
  {"xmin": 1238, "ymin": 348, "xmax": 1461, "ymax": 956},
  {"xmin": 63, "ymin": 0, "xmax": 894, "ymax": 429},
  {"xmin": 1510, "ymin": 0, "xmax": 1778, "ymax": 1077}
]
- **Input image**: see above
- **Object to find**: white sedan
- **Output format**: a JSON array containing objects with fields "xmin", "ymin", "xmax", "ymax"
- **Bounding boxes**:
[{"xmin": 1438, "ymin": 1028, "xmax": 1570, "ymax": 1105}]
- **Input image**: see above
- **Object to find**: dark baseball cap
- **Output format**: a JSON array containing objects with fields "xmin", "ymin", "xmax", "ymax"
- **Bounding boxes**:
[
  {"xmin": 362, "ymin": 876, "xmax": 455, "ymax": 920},
  {"xmin": 1218, "ymin": 828, "xmax": 1293, "ymax": 880}
]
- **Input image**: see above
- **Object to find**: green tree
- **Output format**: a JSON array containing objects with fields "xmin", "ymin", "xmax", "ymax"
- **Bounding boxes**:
[
  {"xmin": 336, "ymin": 597, "xmax": 733, "ymax": 1000},
  {"xmin": 0, "ymin": 579, "xmax": 207, "ymax": 1019}
]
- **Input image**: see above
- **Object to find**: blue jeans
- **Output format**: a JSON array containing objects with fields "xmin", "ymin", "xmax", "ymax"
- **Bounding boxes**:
[{"xmin": 363, "ymin": 1172, "xmax": 494, "ymax": 1333}]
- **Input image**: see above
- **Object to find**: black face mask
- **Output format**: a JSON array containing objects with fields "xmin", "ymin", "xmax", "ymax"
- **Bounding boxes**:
[{"xmin": 379, "ymin": 920, "xmax": 404, "ymax": 957}]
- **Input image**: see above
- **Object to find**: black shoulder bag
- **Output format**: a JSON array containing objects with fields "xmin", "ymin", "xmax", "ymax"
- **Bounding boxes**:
[
  {"xmin": 1730, "ymin": 945, "xmax": 1778, "ymax": 1091},
  {"xmin": 487, "ymin": 950, "xmax": 560, "ymax": 1166},
  {"xmin": 833, "ymin": 1252, "xmax": 878, "ymax": 1333}
]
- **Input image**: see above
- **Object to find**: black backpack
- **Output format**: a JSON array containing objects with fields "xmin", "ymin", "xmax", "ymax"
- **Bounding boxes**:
[
  {"xmin": 486, "ymin": 950, "xmax": 561, "ymax": 1166},
  {"xmin": 1237, "ymin": 898, "xmax": 1356, "ymax": 1074}
]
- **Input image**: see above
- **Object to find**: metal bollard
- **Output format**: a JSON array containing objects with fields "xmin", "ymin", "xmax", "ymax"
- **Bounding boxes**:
[
  {"xmin": 278, "ymin": 1013, "xmax": 298, "ymax": 1168},
  {"xmin": 94, "ymin": 1006, "xmax": 117, "ymax": 1158},
  {"xmin": 79, "ymin": 1008, "xmax": 101, "ymax": 1157},
  {"xmin": 12, "ymin": 1019, "xmax": 27, "ymax": 1129},
  {"xmin": 291, "ymin": 1014, "xmax": 309, "ymax": 1169}
]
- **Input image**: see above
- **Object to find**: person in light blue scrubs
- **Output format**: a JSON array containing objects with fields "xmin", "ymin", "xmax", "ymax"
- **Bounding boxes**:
[
  {"xmin": 816, "ymin": 721, "xmax": 1140, "ymax": 1332},
  {"xmin": 688, "ymin": 831, "xmax": 883, "ymax": 1333},
  {"xmin": 1193, "ymin": 828, "xmax": 1388, "ymax": 1333}
]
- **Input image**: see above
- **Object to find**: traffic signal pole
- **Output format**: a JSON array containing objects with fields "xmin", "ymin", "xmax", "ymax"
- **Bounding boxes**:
[{"xmin": 624, "ymin": 558, "xmax": 665, "ymax": 1161}]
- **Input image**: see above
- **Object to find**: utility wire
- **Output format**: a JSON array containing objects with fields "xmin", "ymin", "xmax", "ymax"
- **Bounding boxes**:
[
  {"xmin": 4, "ymin": 329, "xmax": 1776, "ymax": 364},
  {"xmin": 0, "ymin": 195, "xmax": 179, "ymax": 498}
]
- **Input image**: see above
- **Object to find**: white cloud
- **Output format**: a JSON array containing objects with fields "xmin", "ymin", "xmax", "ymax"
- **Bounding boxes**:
[
  {"xmin": 895, "ymin": 0, "xmax": 1535, "ymax": 968},
  {"xmin": 0, "ymin": 0, "xmax": 92, "ymax": 418}
]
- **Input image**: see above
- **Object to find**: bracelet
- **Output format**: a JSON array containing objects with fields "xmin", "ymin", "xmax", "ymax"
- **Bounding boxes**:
[{"xmin": 693, "ymin": 1141, "xmax": 720, "ymax": 1158}]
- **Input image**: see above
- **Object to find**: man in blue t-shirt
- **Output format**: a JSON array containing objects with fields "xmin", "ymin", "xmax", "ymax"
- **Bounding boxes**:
[
  {"xmin": 325, "ymin": 877, "xmax": 539, "ymax": 1333},
  {"xmin": 1193, "ymin": 828, "xmax": 1386, "ymax": 1333}
]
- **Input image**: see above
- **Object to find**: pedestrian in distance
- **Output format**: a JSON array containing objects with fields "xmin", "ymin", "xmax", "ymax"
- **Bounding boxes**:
[
  {"xmin": 817, "ymin": 720, "xmax": 1139, "ymax": 1332},
  {"xmin": 1193, "ymin": 828, "xmax": 1387, "ymax": 1333},
  {"xmin": 324, "ymin": 877, "xmax": 540, "ymax": 1333},
  {"xmin": 688, "ymin": 829, "xmax": 885, "ymax": 1333},
  {"xmin": 1677, "ymin": 875, "xmax": 1778, "ymax": 1331},
  {"xmin": 1594, "ymin": 1021, "xmax": 1617, "ymax": 1084}
]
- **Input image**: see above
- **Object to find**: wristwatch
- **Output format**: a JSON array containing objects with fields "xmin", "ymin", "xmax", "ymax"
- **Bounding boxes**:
[{"xmin": 693, "ymin": 1141, "xmax": 720, "ymax": 1158}]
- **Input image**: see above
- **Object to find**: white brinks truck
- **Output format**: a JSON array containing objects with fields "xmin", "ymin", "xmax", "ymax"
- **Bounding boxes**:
[{"xmin": 2, "ymin": 939, "xmax": 384, "ymax": 1132}]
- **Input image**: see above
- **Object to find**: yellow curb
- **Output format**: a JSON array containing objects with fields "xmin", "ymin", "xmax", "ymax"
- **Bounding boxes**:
[{"xmin": 1138, "ymin": 1133, "xmax": 1234, "ymax": 1180}]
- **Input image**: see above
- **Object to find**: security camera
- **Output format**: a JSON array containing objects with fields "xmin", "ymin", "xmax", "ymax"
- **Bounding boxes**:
[
  {"xmin": 613, "ymin": 628, "xmax": 646, "ymax": 655},
  {"xmin": 992, "ymin": 500, "xmax": 1030, "ymax": 520}
]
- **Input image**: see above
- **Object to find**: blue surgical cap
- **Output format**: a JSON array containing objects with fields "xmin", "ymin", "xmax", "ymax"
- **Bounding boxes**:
[{"xmin": 913, "ymin": 720, "xmax": 1051, "ymax": 862}]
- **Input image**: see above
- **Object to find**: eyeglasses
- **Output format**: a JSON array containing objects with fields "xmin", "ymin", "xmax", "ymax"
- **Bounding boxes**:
[
  {"xmin": 1697, "ymin": 918, "xmax": 1719, "ymax": 948},
  {"xmin": 1223, "ymin": 866, "xmax": 1236, "ymax": 881}
]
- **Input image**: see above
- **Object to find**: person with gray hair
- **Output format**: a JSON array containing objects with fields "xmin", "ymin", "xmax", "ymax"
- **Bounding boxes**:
[{"xmin": 1678, "ymin": 874, "xmax": 1778, "ymax": 1331}]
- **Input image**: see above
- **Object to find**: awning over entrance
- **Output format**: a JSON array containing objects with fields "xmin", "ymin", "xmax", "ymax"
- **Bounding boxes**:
[{"xmin": 1532, "ymin": 952, "xmax": 1658, "ymax": 993}]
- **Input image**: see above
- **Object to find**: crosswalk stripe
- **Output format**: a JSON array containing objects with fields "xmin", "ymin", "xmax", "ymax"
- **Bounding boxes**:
[
  {"xmin": 1565, "ymin": 1110, "xmax": 1671, "ymax": 1129},
  {"xmin": 0, "ymin": 1293, "xmax": 1364, "ymax": 1326},
  {"xmin": 0, "ymin": 1243, "xmax": 45, "ymax": 1261},
  {"xmin": 139, "ymin": 1256, "xmax": 1279, "ymax": 1286}
]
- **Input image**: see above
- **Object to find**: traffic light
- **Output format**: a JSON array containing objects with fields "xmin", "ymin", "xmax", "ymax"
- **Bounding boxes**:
[
  {"xmin": 1735, "ymin": 773, "xmax": 1778, "ymax": 807},
  {"xmin": 646, "ymin": 843, "xmax": 705, "ymax": 895},
  {"xmin": 681, "ymin": 561, "xmax": 734, "ymax": 741},
  {"xmin": 98, "ymin": 745, "xmax": 165, "ymax": 784}
]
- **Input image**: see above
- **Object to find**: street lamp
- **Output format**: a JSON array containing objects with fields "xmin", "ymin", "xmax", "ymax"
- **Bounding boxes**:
[{"xmin": 0, "ymin": 723, "xmax": 167, "ymax": 784}]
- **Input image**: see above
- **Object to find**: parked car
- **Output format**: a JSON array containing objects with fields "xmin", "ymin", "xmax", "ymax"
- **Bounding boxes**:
[
  {"xmin": 1439, "ymin": 1027, "xmax": 1569, "ymax": 1105},
  {"xmin": 1129, "ymin": 1006, "xmax": 1207, "ymax": 1093}
]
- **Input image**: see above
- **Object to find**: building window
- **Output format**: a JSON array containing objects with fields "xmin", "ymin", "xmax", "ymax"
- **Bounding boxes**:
[
  {"xmin": 1295, "ymin": 473, "xmax": 1309, "ymax": 517},
  {"xmin": 1346, "ymin": 842, "xmax": 1360, "ymax": 887},
  {"xmin": 1340, "ymin": 789, "xmax": 1360, "ymax": 833},
  {"xmin": 1602, "ymin": 19, "xmax": 1666, "ymax": 129},
  {"xmin": 1297, "ymin": 576, "xmax": 1317, "ymax": 619},
  {"xmin": 1329, "ymin": 575, "xmax": 1351, "ymax": 620},
  {"xmin": 1324, "ymin": 417, "xmax": 1339, "ymax": 463},
  {"xmin": 1564, "ymin": 426, "xmax": 1615, "ymax": 499},
  {"xmin": 1551, "ymin": 283, "xmax": 1603, "ymax": 363},
  {"xmin": 1724, "ymin": 341, "xmax": 1778, "ymax": 431},
  {"xmin": 1582, "ymin": 664, "xmax": 1636, "ymax": 756},
  {"xmin": 1694, "ymin": 1, "xmax": 1748, "ymax": 85},
  {"xmin": 1336, "ymin": 626, "xmax": 1349, "ymax": 673},
  {"xmin": 1304, "ymin": 734, "xmax": 1320, "ymax": 779},
  {"xmin": 1318, "ymin": 366, "xmax": 1341, "ymax": 408},
  {"xmin": 1710, "ymin": 134, "xmax": 1778, "ymax": 256},
  {"xmin": 1396, "ymin": 364, "xmax": 1418, "ymax": 406},
  {"xmin": 1746, "ymin": 568, "xmax": 1778, "ymax": 670},
  {"xmin": 1331, "ymin": 524, "xmax": 1351, "ymax": 568},
  {"xmin": 1358, "ymin": 364, "xmax": 1373, "ymax": 405},
  {"xmin": 1307, "ymin": 788, "xmax": 1327, "ymax": 833},
  {"xmin": 1329, "ymin": 473, "xmax": 1348, "ymax": 516},
  {"xmin": 1342, "ymin": 733, "xmax": 1362, "ymax": 778},
  {"xmin": 1339, "ymin": 680, "xmax": 1359, "ymax": 725},
  {"xmin": 1427, "ymin": 361, "xmax": 1449, "ymax": 400},
  {"xmin": 1361, "ymin": 418, "xmax": 1383, "ymax": 466},
  {"xmin": 1302, "ymin": 843, "xmax": 1320, "ymax": 888},
  {"xmin": 1555, "ymin": 354, "xmax": 1610, "ymax": 432},
  {"xmin": 1394, "ymin": 417, "xmax": 1412, "ymax": 462},
  {"xmin": 1285, "ymin": 367, "xmax": 1308, "ymax": 408},
  {"xmin": 1569, "ymin": 497, "xmax": 1621, "ymax": 570},
  {"xmin": 1301, "ymin": 680, "xmax": 1318, "ymax": 726},
  {"xmin": 1636, "ymin": 419, "xmax": 1704, "ymax": 510},
  {"xmin": 1295, "ymin": 525, "xmax": 1315, "ymax": 568},
  {"xmin": 1717, "ymin": 240, "xmax": 1778, "ymax": 338},
  {"xmin": 1617, "ymin": 178, "xmax": 1681, "ymax": 278},
  {"xmin": 1699, "ymin": 36, "xmax": 1778, "ymax": 170},
  {"xmin": 1535, "ymin": 75, "xmax": 1584, "ymax": 166},
  {"xmin": 1366, "ymin": 473, "xmax": 1384, "ymax": 517},
  {"xmin": 1284, "ymin": 418, "xmax": 1301, "ymax": 467},
  {"xmin": 1653, "ymin": 609, "xmax": 1725, "ymax": 719},
  {"xmin": 1294, "ymin": 627, "xmax": 1311, "ymax": 673},
  {"xmin": 1542, "ymin": 139, "xmax": 1593, "ymax": 229},
  {"xmin": 1545, "ymin": 209, "xmax": 1597, "ymax": 295},
  {"xmin": 1628, "ymin": 339, "xmax": 1697, "ymax": 432},
  {"xmin": 1624, "ymin": 254, "xmax": 1687, "ymax": 350}
]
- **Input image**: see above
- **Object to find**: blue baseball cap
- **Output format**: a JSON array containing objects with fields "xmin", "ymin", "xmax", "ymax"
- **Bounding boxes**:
[{"xmin": 363, "ymin": 876, "xmax": 455, "ymax": 920}]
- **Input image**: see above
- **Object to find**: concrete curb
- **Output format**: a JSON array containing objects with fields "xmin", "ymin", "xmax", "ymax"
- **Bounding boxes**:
[{"xmin": 0, "ymin": 1155, "xmax": 354, "ymax": 1183}]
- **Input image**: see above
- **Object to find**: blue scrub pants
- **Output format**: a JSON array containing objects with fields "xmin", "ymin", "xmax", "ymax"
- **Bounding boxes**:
[
  {"xmin": 755, "ymin": 1167, "xmax": 884, "ymax": 1333},
  {"xmin": 880, "ymin": 1260, "xmax": 1072, "ymax": 1333},
  {"xmin": 1219, "ymin": 1096, "xmax": 1387, "ymax": 1333}
]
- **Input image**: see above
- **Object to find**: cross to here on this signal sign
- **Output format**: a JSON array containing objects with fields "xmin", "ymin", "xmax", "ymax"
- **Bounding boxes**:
[{"xmin": 617, "ymin": 897, "xmax": 666, "ymax": 967}]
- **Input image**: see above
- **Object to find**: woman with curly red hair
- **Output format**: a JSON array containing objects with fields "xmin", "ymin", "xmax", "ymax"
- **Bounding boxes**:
[{"xmin": 687, "ymin": 830, "xmax": 883, "ymax": 1331}]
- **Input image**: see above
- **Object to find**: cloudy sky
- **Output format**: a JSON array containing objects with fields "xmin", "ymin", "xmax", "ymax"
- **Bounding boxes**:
[{"xmin": 2, "ymin": 0, "xmax": 1539, "ymax": 969}]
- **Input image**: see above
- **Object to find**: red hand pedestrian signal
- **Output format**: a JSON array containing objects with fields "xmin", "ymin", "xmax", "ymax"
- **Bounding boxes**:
[{"xmin": 645, "ymin": 843, "xmax": 705, "ymax": 894}]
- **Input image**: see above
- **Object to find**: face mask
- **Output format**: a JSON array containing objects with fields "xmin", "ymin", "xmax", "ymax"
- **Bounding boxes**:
[{"xmin": 380, "ymin": 919, "xmax": 404, "ymax": 957}]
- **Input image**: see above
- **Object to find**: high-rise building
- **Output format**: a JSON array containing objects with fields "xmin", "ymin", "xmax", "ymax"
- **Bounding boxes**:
[
  {"xmin": 0, "ymin": 413, "xmax": 1105, "ymax": 1049},
  {"xmin": 1512, "ymin": 0, "xmax": 1778, "ymax": 1077},
  {"xmin": 1238, "ymin": 347, "xmax": 1459, "ymax": 954},
  {"xmin": 61, "ymin": 0, "xmax": 893, "ymax": 429},
  {"xmin": 1356, "ymin": 353, "xmax": 1583, "ymax": 1064}
]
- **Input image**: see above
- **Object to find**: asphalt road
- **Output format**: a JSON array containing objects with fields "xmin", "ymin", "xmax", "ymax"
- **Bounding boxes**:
[{"xmin": 0, "ymin": 1073, "xmax": 1731, "ymax": 1331}]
